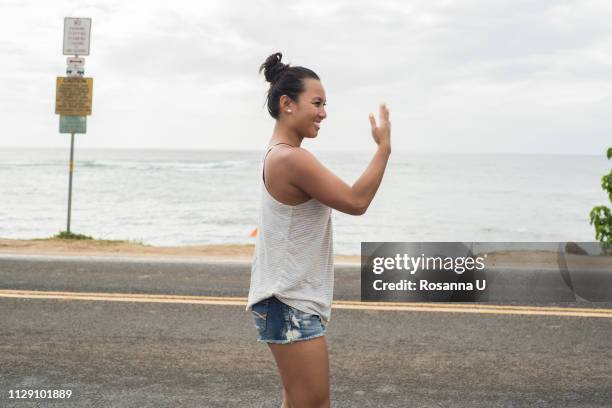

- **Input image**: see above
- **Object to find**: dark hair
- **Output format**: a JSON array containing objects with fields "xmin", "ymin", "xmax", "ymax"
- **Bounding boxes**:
[{"xmin": 259, "ymin": 52, "xmax": 320, "ymax": 119}]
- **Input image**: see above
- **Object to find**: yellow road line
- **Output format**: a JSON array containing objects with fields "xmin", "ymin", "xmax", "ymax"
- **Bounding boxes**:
[
  {"xmin": 1, "ymin": 289, "xmax": 611, "ymax": 319},
  {"xmin": 334, "ymin": 299, "xmax": 612, "ymax": 313}
]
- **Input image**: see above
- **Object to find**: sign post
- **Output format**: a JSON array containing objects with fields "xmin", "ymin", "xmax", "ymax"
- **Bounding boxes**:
[{"xmin": 56, "ymin": 17, "xmax": 92, "ymax": 234}]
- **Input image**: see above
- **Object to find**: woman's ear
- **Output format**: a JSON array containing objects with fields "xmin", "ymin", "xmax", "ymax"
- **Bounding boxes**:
[{"xmin": 279, "ymin": 95, "xmax": 293, "ymax": 113}]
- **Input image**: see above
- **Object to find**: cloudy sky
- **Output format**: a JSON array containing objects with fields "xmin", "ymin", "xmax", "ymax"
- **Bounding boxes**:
[{"xmin": 0, "ymin": 0, "xmax": 610, "ymax": 154}]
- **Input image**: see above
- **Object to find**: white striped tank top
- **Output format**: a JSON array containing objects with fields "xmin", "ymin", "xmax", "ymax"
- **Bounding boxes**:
[{"xmin": 245, "ymin": 143, "xmax": 334, "ymax": 325}]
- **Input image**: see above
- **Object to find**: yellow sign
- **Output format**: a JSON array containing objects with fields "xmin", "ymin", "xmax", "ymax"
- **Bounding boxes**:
[{"xmin": 55, "ymin": 77, "xmax": 93, "ymax": 116}]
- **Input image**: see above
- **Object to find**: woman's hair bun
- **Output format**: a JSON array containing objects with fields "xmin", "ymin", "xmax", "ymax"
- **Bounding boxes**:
[
  {"xmin": 259, "ymin": 52, "xmax": 289, "ymax": 84},
  {"xmin": 258, "ymin": 52, "xmax": 320, "ymax": 119}
]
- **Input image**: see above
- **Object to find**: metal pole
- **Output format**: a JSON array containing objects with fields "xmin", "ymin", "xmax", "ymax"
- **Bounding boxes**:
[{"xmin": 67, "ymin": 132, "xmax": 75, "ymax": 233}]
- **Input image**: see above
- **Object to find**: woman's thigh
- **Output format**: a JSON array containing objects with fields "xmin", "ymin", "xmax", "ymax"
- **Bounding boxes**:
[{"xmin": 268, "ymin": 335, "xmax": 330, "ymax": 408}]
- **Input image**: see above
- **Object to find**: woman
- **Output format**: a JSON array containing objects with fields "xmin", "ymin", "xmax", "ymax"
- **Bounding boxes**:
[{"xmin": 246, "ymin": 52, "xmax": 391, "ymax": 408}]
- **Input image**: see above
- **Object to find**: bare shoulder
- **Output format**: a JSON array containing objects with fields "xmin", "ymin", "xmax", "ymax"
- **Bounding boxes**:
[{"xmin": 277, "ymin": 146, "xmax": 318, "ymax": 171}]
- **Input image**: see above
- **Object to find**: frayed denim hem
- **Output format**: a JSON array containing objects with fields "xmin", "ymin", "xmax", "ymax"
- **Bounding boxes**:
[{"xmin": 257, "ymin": 331, "xmax": 326, "ymax": 344}]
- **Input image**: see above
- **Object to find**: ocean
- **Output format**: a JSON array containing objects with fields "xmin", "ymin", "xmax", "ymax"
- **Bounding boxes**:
[{"xmin": 0, "ymin": 147, "xmax": 609, "ymax": 255}]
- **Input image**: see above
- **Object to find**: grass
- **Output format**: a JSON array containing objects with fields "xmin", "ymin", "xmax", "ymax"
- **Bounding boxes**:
[
  {"xmin": 53, "ymin": 231, "xmax": 94, "ymax": 240},
  {"xmin": 47, "ymin": 231, "xmax": 150, "ymax": 246}
]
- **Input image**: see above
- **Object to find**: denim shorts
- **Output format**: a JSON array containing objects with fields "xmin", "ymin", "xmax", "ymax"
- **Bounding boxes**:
[{"xmin": 251, "ymin": 296, "xmax": 327, "ymax": 344}]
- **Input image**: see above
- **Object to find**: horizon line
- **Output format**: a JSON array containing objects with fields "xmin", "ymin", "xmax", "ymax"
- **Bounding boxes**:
[{"xmin": 0, "ymin": 145, "xmax": 605, "ymax": 156}]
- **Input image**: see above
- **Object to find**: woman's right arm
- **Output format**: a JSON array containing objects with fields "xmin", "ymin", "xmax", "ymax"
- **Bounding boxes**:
[{"xmin": 285, "ymin": 104, "xmax": 392, "ymax": 216}]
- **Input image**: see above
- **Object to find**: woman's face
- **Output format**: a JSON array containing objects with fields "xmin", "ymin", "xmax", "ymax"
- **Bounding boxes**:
[{"xmin": 285, "ymin": 78, "xmax": 327, "ymax": 138}]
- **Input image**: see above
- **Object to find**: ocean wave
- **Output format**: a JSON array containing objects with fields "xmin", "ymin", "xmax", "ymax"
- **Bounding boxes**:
[
  {"xmin": 0, "ymin": 161, "xmax": 63, "ymax": 168},
  {"xmin": 80, "ymin": 160, "xmax": 248, "ymax": 171},
  {"xmin": 1, "ymin": 160, "xmax": 249, "ymax": 171}
]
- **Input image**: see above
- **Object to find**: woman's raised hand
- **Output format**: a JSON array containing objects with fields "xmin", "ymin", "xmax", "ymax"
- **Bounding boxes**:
[{"xmin": 368, "ymin": 104, "xmax": 391, "ymax": 152}]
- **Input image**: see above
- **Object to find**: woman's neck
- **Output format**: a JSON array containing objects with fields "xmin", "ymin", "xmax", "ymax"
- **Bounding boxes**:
[{"xmin": 271, "ymin": 121, "xmax": 303, "ymax": 147}]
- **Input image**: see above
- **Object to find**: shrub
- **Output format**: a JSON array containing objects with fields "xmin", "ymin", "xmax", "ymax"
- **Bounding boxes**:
[{"xmin": 589, "ymin": 147, "xmax": 612, "ymax": 253}]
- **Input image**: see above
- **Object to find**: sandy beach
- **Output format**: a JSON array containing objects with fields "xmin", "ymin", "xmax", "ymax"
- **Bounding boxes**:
[
  {"xmin": 0, "ymin": 238, "xmax": 361, "ymax": 264},
  {"xmin": 1, "ymin": 238, "xmax": 610, "ymax": 270}
]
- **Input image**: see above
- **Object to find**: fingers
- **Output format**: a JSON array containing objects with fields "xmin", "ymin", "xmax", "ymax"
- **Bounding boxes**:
[
  {"xmin": 369, "ymin": 113, "xmax": 376, "ymax": 130},
  {"xmin": 371, "ymin": 104, "xmax": 390, "ymax": 129},
  {"xmin": 377, "ymin": 103, "xmax": 390, "ymax": 125}
]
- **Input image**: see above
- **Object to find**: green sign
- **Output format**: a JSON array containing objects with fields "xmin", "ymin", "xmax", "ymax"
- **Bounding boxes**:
[{"xmin": 59, "ymin": 115, "xmax": 86, "ymax": 134}]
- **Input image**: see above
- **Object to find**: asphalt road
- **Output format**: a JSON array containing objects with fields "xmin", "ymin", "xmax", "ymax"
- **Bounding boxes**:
[{"xmin": 0, "ymin": 255, "xmax": 610, "ymax": 407}]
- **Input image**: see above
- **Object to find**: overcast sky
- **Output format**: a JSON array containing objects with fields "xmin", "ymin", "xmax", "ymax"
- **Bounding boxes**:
[{"xmin": 0, "ymin": 0, "xmax": 610, "ymax": 154}]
